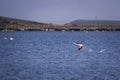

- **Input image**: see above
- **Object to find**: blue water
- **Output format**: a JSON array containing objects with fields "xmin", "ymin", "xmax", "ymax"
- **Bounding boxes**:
[{"xmin": 0, "ymin": 31, "xmax": 120, "ymax": 80}]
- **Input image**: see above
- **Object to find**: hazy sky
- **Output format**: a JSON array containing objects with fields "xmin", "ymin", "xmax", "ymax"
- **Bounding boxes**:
[{"xmin": 0, "ymin": 0, "xmax": 120, "ymax": 24}]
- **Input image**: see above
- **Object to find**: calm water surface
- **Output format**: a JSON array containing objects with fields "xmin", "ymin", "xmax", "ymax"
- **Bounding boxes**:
[{"xmin": 0, "ymin": 31, "xmax": 120, "ymax": 80}]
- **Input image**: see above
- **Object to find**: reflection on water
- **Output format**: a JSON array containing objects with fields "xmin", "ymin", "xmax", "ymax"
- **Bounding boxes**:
[{"xmin": 0, "ymin": 31, "xmax": 120, "ymax": 80}]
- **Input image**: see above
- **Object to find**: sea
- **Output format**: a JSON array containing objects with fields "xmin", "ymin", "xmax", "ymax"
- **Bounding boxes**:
[{"xmin": 0, "ymin": 31, "xmax": 120, "ymax": 80}]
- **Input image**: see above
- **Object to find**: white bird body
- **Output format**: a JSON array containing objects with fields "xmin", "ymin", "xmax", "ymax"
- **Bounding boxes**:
[
  {"xmin": 73, "ymin": 42, "xmax": 84, "ymax": 50},
  {"xmin": 10, "ymin": 37, "xmax": 14, "ymax": 40}
]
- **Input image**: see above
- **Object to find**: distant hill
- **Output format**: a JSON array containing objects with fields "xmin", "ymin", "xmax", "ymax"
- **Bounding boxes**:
[
  {"xmin": 67, "ymin": 19, "xmax": 120, "ymax": 26},
  {"xmin": 0, "ymin": 16, "xmax": 120, "ymax": 31},
  {"xmin": 0, "ymin": 16, "xmax": 47, "ymax": 26}
]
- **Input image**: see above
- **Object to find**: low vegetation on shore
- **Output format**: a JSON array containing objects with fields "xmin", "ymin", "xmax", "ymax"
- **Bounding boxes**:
[{"xmin": 0, "ymin": 25, "xmax": 120, "ymax": 31}]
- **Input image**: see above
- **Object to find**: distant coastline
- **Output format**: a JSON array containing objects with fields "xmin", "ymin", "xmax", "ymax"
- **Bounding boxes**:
[
  {"xmin": 1, "ymin": 25, "xmax": 120, "ymax": 31},
  {"xmin": 0, "ymin": 16, "xmax": 120, "ymax": 31}
]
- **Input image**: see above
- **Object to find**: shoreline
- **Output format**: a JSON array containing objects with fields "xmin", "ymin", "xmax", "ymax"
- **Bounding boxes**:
[{"xmin": 0, "ymin": 25, "xmax": 120, "ymax": 31}]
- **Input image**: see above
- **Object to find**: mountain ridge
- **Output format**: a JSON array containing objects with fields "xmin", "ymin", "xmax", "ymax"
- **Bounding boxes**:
[
  {"xmin": 0, "ymin": 16, "xmax": 47, "ymax": 26},
  {"xmin": 67, "ymin": 19, "xmax": 120, "ymax": 26}
]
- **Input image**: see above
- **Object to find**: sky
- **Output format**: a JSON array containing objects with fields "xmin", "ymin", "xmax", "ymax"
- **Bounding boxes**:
[{"xmin": 0, "ymin": 0, "xmax": 120, "ymax": 24}]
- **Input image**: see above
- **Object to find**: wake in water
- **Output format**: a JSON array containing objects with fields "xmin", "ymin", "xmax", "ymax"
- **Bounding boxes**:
[
  {"xmin": 99, "ymin": 49, "xmax": 106, "ymax": 53},
  {"xmin": 88, "ymin": 48, "xmax": 106, "ymax": 53},
  {"xmin": 89, "ymin": 48, "xmax": 93, "ymax": 52}
]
